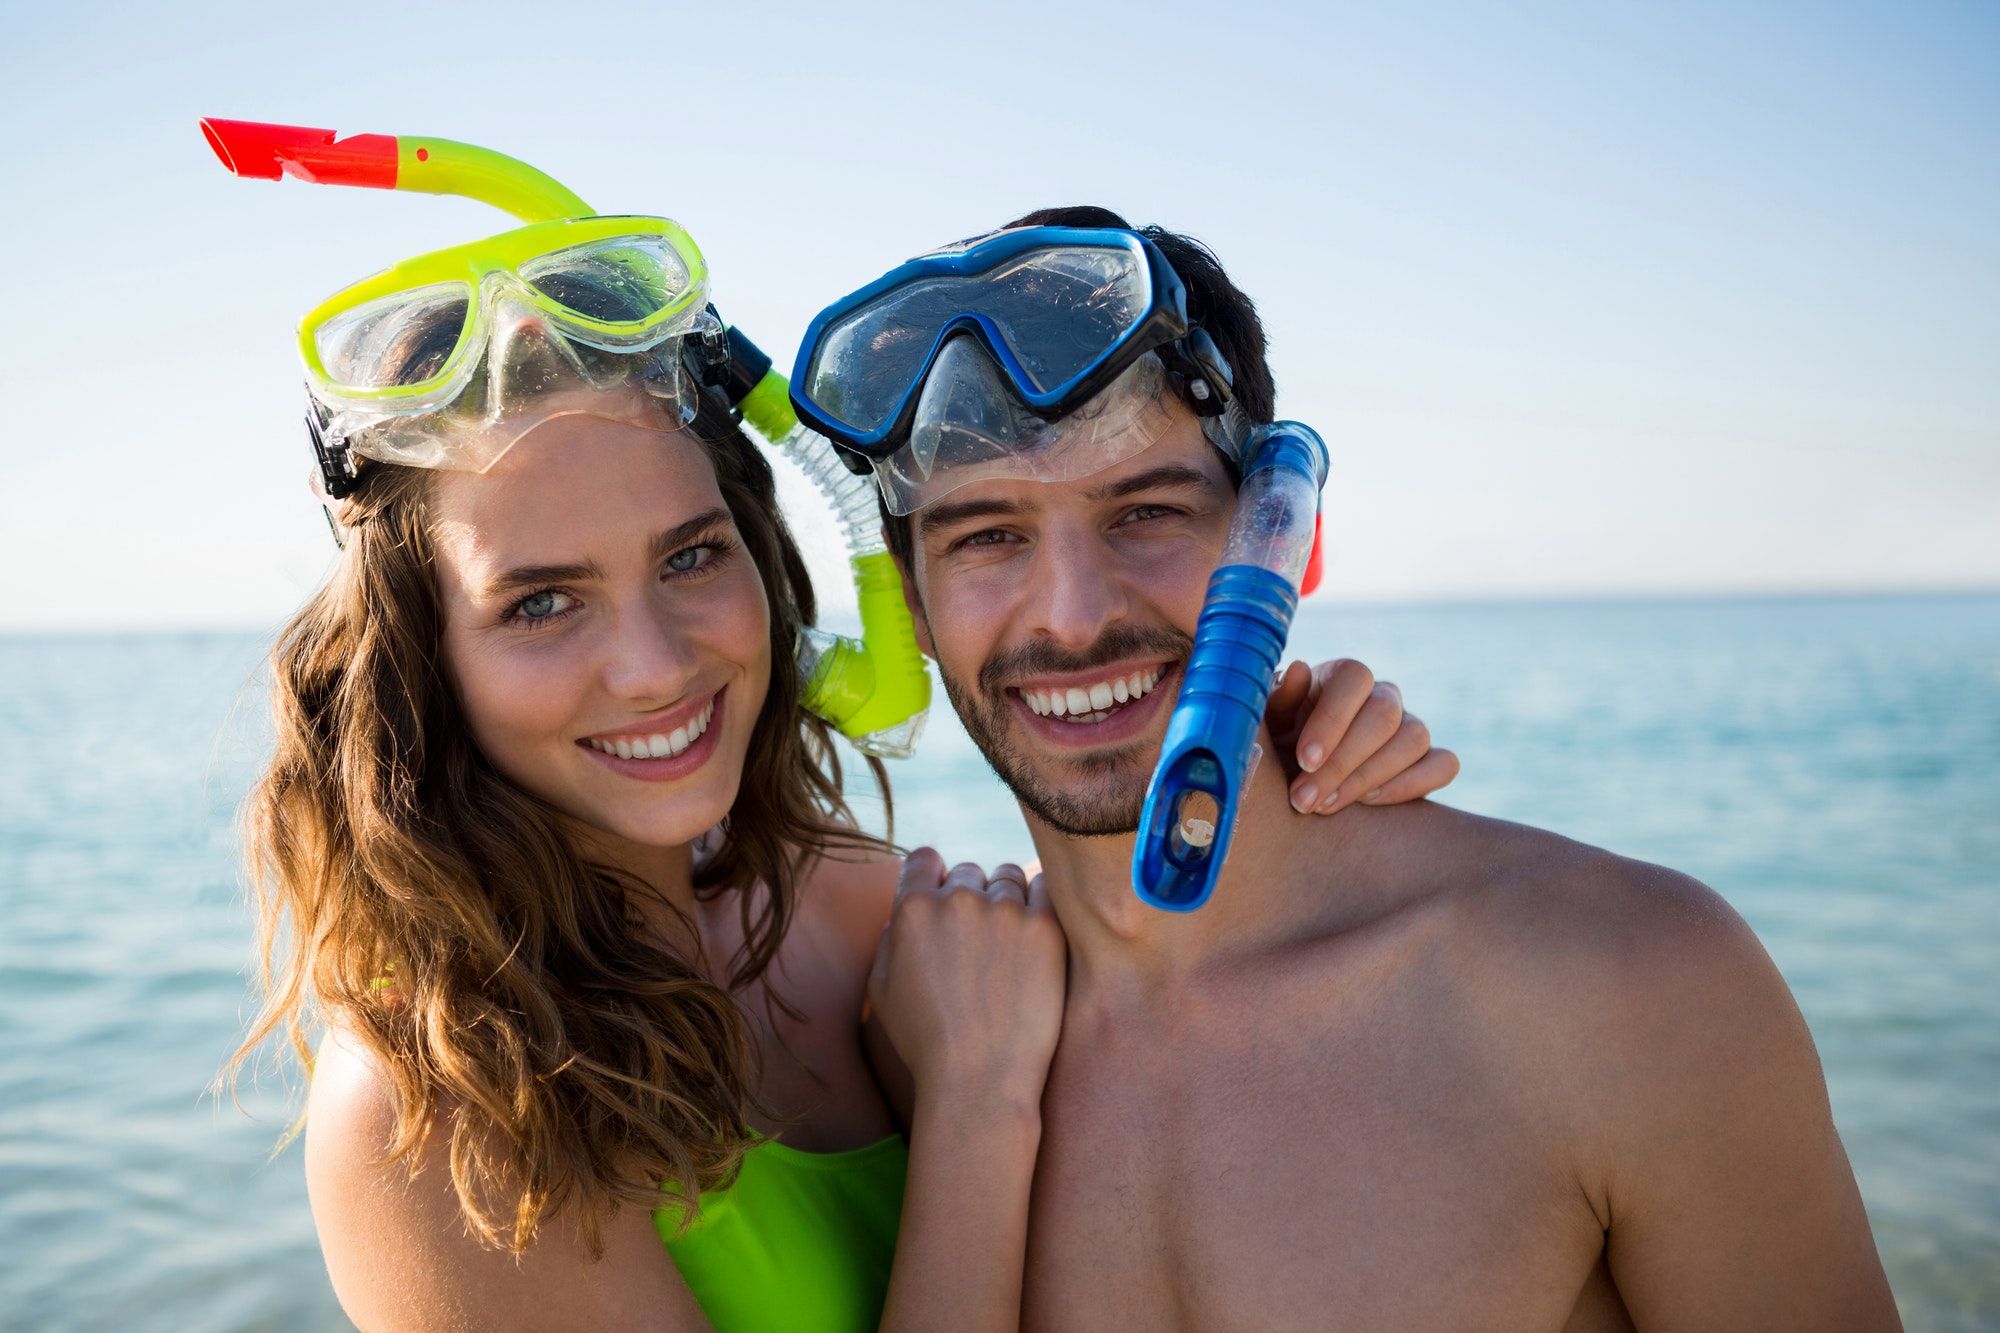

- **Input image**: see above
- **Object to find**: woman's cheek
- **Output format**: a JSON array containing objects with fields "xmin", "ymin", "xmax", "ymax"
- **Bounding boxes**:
[{"xmin": 452, "ymin": 630, "xmax": 590, "ymax": 782}]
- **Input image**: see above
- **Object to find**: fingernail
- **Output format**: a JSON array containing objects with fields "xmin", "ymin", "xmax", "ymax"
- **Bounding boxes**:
[
  {"xmin": 1291, "ymin": 781, "xmax": 1319, "ymax": 812},
  {"xmin": 1299, "ymin": 742, "xmax": 1326, "ymax": 770},
  {"xmin": 1364, "ymin": 787, "xmax": 1384, "ymax": 803}
]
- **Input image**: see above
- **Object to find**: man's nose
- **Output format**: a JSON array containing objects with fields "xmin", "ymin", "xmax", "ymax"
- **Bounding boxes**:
[
  {"xmin": 600, "ymin": 599, "xmax": 703, "ymax": 705},
  {"xmin": 1023, "ymin": 524, "xmax": 1131, "ymax": 649}
]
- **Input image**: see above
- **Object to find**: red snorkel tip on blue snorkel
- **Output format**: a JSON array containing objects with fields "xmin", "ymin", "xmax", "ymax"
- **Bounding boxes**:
[{"xmin": 199, "ymin": 118, "xmax": 399, "ymax": 190}]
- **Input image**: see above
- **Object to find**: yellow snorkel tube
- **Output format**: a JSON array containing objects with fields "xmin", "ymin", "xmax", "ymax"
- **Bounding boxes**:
[{"xmin": 202, "ymin": 118, "xmax": 930, "ymax": 758}]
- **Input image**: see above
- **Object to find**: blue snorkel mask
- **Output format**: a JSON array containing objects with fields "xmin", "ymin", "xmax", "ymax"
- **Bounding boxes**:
[
  {"xmin": 792, "ymin": 227, "xmax": 1252, "ymax": 511},
  {"xmin": 794, "ymin": 226, "xmax": 1328, "ymax": 911}
]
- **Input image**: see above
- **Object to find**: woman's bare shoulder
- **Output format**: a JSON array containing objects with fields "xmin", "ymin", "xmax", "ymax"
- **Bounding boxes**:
[
  {"xmin": 305, "ymin": 1026, "xmax": 710, "ymax": 1331},
  {"xmin": 798, "ymin": 845, "xmax": 905, "ymax": 958}
]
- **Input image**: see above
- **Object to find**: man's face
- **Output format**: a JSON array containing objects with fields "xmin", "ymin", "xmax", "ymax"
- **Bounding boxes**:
[{"xmin": 904, "ymin": 404, "xmax": 1237, "ymax": 836}]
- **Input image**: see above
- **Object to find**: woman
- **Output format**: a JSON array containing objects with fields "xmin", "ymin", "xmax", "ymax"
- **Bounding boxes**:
[{"xmin": 223, "ymin": 129, "xmax": 1452, "ymax": 1332}]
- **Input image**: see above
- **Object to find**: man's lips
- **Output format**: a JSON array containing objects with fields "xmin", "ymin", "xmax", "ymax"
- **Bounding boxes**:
[
  {"xmin": 1007, "ymin": 661, "xmax": 1177, "ymax": 744},
  {"xmin": 1016, "ymin": 662, "xmax": 1169, "ymax": 721}
]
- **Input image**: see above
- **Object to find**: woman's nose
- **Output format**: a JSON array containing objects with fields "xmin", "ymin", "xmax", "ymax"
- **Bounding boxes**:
[{"xmin": 600, "ymin": 601, "xmax": 702, "ymax": 706}]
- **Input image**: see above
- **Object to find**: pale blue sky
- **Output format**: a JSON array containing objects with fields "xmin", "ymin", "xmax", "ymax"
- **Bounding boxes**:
[{"xmin": 2, "ymin": 0, "xmax": 1993, "ymax": 626}]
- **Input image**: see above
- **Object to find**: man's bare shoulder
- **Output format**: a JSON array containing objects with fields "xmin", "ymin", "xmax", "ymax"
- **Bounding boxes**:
[
  {"xmin": 1341, "ymin": 802, "xmax": 1832, "ymax": 1181},
  {"xmin": 1326, "ymin": 800, "xmax": 1772, "ymax": 1009}
]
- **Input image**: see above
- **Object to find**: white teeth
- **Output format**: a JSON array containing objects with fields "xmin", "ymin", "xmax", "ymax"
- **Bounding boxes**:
[
  {"xmin": 1019, "ymin": 667, "xmax": 1170, "ymax": 723},
  {"xmin": 592, "ymin": 698, "xmax": 715, "ymax": 760}
]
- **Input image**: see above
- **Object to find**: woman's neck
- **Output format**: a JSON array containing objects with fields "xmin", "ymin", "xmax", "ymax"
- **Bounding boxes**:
[{"xmin": 563, "ymin": 818, "xmax": 704, "ymax": 952}]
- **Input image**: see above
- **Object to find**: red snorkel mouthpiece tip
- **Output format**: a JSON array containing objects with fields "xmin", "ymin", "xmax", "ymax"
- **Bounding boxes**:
[
  {"xmin": 1299, "ymin": 511, "xmax": 1325, "ymax": 597},
  {"xmin": 199, "ymin": 118, "xmax": 399, "ymax": 190}
]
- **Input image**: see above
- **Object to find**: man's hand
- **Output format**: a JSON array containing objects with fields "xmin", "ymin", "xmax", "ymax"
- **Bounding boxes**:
[{"xmin": 1265, "ymin": 658, "xmax": 1461, "ymax": 814}]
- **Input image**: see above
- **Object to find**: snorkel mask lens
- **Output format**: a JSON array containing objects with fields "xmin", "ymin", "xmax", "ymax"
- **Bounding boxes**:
[
  {"xmin": 295, "ymin": 219, "xmax": 713, "ymax": 474},
  {"xmin": 873, "ymin": 338, "xmax": 1182, "ymax": 514},
  {"xmin": 793, "ymin": 228, "xmax": 1182, "ymax": 454}
]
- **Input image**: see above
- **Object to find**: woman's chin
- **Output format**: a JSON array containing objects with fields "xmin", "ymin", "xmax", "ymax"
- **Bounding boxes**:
[{"xmin": 575, "ymin": 770, "xmax": 742, "ymax": 853}]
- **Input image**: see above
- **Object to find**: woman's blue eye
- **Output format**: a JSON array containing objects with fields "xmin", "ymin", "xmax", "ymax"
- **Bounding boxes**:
[
  {"xmin": 667, "ymin": 546, "xmax": 706, "ymax": 573},
  {"xmin": 518, "ymin": 590, "xmax": 566, "ymax": 619}
]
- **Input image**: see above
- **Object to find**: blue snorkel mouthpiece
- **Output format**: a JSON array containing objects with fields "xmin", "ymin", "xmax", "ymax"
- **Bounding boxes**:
[{"xmin": 1132, "ymin": 422, "xmax": 1329, "ymax": 912}]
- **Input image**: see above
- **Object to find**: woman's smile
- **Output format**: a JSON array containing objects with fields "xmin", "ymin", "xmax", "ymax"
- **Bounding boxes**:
[{"xmin": 578, "ymin": 688, "xmax": 726, "ymax": 782}]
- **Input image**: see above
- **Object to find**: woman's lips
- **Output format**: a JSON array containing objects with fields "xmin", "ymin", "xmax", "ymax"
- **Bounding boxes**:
[{"xmin": 578, "ymin": 689, "xmax": 725, "ymax": 782}]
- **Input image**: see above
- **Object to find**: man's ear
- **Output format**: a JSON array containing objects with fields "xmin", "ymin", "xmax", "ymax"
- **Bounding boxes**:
[{"xmin": 895, "ymin": 555, "xmax": 936, "ymax": 660}]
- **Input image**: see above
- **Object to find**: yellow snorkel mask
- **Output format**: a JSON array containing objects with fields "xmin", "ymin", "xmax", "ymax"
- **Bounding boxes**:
[{"xmin": 203, "ymin": 117, "xmax": 930, "ymax": 758}]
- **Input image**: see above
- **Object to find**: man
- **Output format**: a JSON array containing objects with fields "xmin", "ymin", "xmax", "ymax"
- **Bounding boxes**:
[{"xmin": 811, "ymin": 208, "xmax": 1901, "ymax": 1330}]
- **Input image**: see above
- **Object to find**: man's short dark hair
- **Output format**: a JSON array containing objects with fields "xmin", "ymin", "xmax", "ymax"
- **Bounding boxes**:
[{"xmin": 878, "ymin": 205, "xmax": 1275, "ymax": 571}]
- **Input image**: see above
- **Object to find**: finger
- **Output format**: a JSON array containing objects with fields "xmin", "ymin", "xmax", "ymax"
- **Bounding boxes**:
[
  {"xmin": 1321, "ymin": 715, "xmax": 1432, "ymax": 813},
  {"xmin": 895, "ymin": 848, "xmax": 947, "ymax": 905},
  {"xmin": 1360, "ymin": 746, "xmax": 1460, "ymax": 806},
  {"xmin": 1026, "ymin": 873, "xmax": 1053, "ymax": 915},
  {"xmin": 985, "ymin": 862, "xmax": 1030, "ymax": 905},
  {"xmin": 941, "ymin": 861, "xmax": 991, "ymax": 897},
  {"xmin": 1289, "ymin": 680, "xmax": 1397, "ymax": 812},
  {"xmin": 1263, "ymin": 660, "xmax": 1315, "ymax": 740},
  {"xmin": 1291, "ymin": 660, "xmax": 1374, "ymax": 775}
]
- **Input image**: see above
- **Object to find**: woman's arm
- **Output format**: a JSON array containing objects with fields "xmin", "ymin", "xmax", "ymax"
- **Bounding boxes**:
[
  {"xmin": 306, "ymin": 1029, "xmax": 716, "ymax": 1333},
  {"xmin": 865, "ymin": 850, "xmax": 1066, "ymax": 1333}
]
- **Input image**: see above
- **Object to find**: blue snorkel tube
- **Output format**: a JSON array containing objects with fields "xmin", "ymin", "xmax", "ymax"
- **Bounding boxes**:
[{"xmin": 1132, "ymin": 421, "xmax": 1330, "ymax": 912}]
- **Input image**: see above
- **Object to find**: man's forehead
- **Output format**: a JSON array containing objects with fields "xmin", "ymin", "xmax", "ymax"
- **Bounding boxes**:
[{"xmin": 918, "ymin": 421, "xmax": 1230, "ymax": 531}]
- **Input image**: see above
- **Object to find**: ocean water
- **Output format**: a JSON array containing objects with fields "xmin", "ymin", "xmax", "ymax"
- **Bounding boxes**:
[{"xmin": 2, "ymin": 593, "xmax": 1995, "ymax": 1331}]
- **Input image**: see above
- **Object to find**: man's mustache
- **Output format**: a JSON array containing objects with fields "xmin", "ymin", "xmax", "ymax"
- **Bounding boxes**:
[{"xmin": 977, "ymin": 625, "xmax": 1194, "ymax": 698}]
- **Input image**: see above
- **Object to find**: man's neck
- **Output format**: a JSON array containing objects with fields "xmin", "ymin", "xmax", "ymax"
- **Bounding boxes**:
[{"xmin": 1025, "ymin": 738, "xmax": 1366, "ymax": 997}]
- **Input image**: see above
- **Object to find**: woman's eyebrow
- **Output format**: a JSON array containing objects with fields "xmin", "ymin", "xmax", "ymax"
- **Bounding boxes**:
[
  {"xmin": 481, "ymin": 559, "xmax": 603, "ymax": 601},
  {"xmin": 649, "ymin": 508, "xmax": 732, "ymax": 563},
  {"xmin": 479, "ymin": 509, "xmax": 733, "ymax": 600}
]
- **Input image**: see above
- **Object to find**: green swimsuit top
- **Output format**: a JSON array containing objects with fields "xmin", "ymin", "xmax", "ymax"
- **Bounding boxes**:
[{"xmin": 656, "ymin": 1134, "xmax": 908, "ymax": 1332}]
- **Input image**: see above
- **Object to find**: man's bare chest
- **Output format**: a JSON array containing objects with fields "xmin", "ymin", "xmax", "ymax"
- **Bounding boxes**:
[{"xmin": 1021, "ymin": 1004, "xmax": 1607, "ymax": 1332}]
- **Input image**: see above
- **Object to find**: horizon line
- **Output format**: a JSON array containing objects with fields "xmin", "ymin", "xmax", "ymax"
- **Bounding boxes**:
[{"xmin": 8, "ymin": 584, "xmax": 1999, "ymax": 639}]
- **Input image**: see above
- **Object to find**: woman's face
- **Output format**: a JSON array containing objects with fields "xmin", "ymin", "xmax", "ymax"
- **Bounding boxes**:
[{"xmin": 429, "ymin": 409, "xmax": 772, "ymax": 853}]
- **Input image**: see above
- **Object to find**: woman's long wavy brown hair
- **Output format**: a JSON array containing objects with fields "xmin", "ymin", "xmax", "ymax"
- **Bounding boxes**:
[{"xmin": 235, "ymin": 389, "xmax": 889, "ymax": 1253}]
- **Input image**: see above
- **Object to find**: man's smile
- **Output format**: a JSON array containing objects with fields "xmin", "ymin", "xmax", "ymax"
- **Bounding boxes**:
[{"xmin": 1007, "ymin": 660, "xmax": 1177, "ymax": 744}]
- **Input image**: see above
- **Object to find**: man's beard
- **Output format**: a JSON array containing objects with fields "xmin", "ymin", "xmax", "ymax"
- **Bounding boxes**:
[{"xmin": 938, "ymin": 624, "xmax": 1193, "ymax": 838}]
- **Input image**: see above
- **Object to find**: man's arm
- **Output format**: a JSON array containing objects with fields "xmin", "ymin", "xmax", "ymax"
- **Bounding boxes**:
[{"xmin": 1557, "ymin": 865, "xmax": 1901, "ymax": 1331}]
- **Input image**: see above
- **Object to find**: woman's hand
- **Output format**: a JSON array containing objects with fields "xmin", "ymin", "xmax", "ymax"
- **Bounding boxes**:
[
  {"xmin": 1265, "ymin": 658, "xmax": 1461, "ymax": 815},
  {"xmin": 867, "ymin": 849, "xmax": 1067, "ymax": 1118}
]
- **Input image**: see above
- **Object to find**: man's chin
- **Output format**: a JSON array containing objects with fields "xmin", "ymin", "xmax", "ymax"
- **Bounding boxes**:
[
  {"xmin": 942, "ymin": 666, "xmax": 1162, "ymax": 839},
  {"xmin": 984, "ymin": 742, "xmax": 1153, "ymax": 839}
]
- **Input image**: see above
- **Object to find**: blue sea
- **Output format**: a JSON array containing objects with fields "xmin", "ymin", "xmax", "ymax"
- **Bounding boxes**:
[{"xmin": 2, "ymin": 594, "xmax": 1996, "ymax": 1331}]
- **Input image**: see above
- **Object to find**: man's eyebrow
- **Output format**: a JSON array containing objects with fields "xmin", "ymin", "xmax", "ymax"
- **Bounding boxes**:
[
  {"xmin": 480, "ymin": 509, "xmax": 733, "ymax": 600},
  {"xmin": 1084, "ymin": 464, "xmax": 1218, "ymax": 504},
  {"xmin": 918, "ymin": 496, "xmax": 1027, "ymax": 538}
]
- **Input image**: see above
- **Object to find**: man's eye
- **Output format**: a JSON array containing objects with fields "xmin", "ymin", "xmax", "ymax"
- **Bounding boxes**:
[
  {"xmin": 963, "ymin": 529, "xmax": 1014, "ymax": 547},
  {"xmin": 1123, "ymin": 504, "xmax": 1177, "ymax": 524}
]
